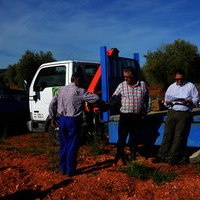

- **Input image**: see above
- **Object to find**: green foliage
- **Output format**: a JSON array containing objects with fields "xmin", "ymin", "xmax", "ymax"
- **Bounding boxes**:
[
  {"xmin": 143, "ymin": 39, "xmax": 200, "ymax": 88},
  {"xmin": 89, "ymin": 145, "xmax": 110, "ymax": 156},
  {"xmin": 122, "ymin": 162, "xmax": 177, "ymax": 184},
  {"xmin": 47, "ymin": 148, "xmax": 59, "ymax": 172},
  {"xmin": 153, "ymin": 170, "xmax": 177, "ymax": 185},
  {"xmin": 0, "ymin": 139, "xmax": 7, "ymax": 145},
  {"xmin": 194, "ymin": 163, "xmax": 200, "ymax": 173},
  {"xmin": 86, "ymin": 136, "xmax": 110, "ymax": 156},
  {"xmin": 122, "ymin": 162, "xmax": 154, "ymax": 180},
  {"xmin": 3, "ymin": 50, "xmax": 56, "ymax": 87}
]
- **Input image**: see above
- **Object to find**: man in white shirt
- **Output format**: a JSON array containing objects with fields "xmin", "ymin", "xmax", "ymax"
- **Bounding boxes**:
[{"xmin": 153, "ymin": 69, "xmax": 199, "ymax": 165}]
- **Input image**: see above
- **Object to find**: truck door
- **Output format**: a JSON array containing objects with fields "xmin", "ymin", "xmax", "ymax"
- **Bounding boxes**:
[{"xmin": 29, "ymin": 65, "xmax": 67, "ymax": 127}]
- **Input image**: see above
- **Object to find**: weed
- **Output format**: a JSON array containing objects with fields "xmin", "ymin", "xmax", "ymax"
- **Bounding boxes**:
[
  {"xmin": 194, "ymin": 163, "xmax": 200, "ymax": 173},
  {"xmin": 0, "ymin": 140, "xmax": 7, "ymax": 145},
  {"xmin": 19, "ymin": 149, "xmax": 46, "ymax": 156},
  {"xmin": 87, "ymin": 171, "xmax": 100, "ymax": 177},
  {"xmin": 153, "ymin": 170, "xmax": 177, "ymax": 185},
  {"xmin": 0, "ymin": 146, "xmax": 19, "ymax": 151},
  {"xmin": 122, "ymin": 162, "xmax": 154, "ymax": 180},
  {"xmin": 86, "ymin": 136, "xmax": 110, "ymax": 156},
  {"xmin": 48, "ymin": 150, "xmax": 59, "ymax": 164},
  {"xmin": 122, "ymin": 162, "xmax": 177, "ymax": 184},
  {"xmin": 89, "ymin": 146, "xmax": 110, "ymax": 156},
  {"xmin": 103, "ymin": 183, "xmax": 114, "ymax": 193},
  {"xmin": 47, "ymin": 148, "xmax": 59, "ymax": 172},
  {"xmin": 0, "ymin": 144, "xmax": 49, "ymax": 156},
  {"xmin": 47, "ymin": 166, "xmax": 59, "ymax": 172},
  {"xmin": 120, "ymin": 187, "xmax": 129, "ymax": 192},
  {"xmin": 31, "ymin": 135, "xmax": 46, "ymax": 139}
]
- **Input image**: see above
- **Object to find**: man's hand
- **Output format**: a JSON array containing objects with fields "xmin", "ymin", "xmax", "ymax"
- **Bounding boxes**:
[
  {"xmin": 51, "ymin": 119, "xmax": 58, "ymax": 128},
  {"xmin": 181, "ymin": 99, "xmax": 193, "ymax": 105},
  {"xmin": 165, "ymin": 100, "xmax": 173, "ymax": 106},
  {"xmin": 96, "ymin": 100, "xmax": 110, "ymax": 112}
]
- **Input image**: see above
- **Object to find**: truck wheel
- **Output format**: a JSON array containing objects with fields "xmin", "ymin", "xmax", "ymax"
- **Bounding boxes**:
[{"xmin": 48, "ymin": 124, "xmax": 59, "ymax": 146}]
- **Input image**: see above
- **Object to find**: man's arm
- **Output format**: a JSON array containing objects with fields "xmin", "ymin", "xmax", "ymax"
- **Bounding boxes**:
[
  {"xmin": 83, "ymin": 92, "xmax": 99, "ymax": 104},
  {"xmin": 109, "ymin": 83, "xmax": 122, "ymax": 106},
  {"xmin": 189, "ymin": 84, "xmax": 199, "ymax": 105},
  {"xmin": 49, "ymin": 93, "xmax": 59, "ymax": 128},
  {"xmin": 144, "ymin": 82, "xmax": 150, "ymax": 113},
  {"xmin": 164, "ymin": 86, "xmax": 174, "ymax": 107}
]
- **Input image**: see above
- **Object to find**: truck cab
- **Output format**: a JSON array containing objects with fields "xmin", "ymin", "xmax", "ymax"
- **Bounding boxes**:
[{"xmin": 28, "ymin": 60, "xmax": 99, "ymax": 133}]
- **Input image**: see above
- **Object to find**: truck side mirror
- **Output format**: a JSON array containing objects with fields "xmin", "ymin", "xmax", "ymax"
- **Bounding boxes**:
[
  {"xmin": 22, "ymin": 80, "xmax": 28, "ymax": 93},
  {"xmin": 33, "ymin": 94, "xmax": 38, "ymax": 102}
]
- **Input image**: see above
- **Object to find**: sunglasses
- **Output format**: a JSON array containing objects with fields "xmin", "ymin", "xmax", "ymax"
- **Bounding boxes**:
[
  {"xmin": 175, "ymin": 78, "xmax": 184, "ymax": 81},
  {"xmin": 124, "ymin": 76, "xmax": 132, "ymax": 79}
]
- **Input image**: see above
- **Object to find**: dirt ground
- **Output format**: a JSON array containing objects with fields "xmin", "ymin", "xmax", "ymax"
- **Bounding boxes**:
[{"xmin": 0, "ymin": 132, "xmax": 200, "ymax": 200}]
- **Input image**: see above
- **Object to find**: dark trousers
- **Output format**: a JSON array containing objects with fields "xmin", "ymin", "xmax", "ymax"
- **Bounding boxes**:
[
  {"xmin": 116, "ymin": 113, "xmax": 142, "ymax": 159},
  {"xmin": 158, "ymin": 110, "xmax": 192, "ymax": 161},
  {"xmin": 58, "ymin": 116, "xmax": 81, "ymax": 174}
]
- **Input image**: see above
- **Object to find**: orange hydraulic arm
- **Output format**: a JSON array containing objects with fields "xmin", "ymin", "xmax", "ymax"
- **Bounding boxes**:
[
  {"xmin": 85, "ymin": 65, "xmax": 101, "ymax": 112},
  {"xmin": 87, "ymin": 65, "xmax": 101, "ymax": 93}
]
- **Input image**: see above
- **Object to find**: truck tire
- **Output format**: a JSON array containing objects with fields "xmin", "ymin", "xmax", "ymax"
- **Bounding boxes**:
[{"xmin": 48, "ymin": 124, "xmax": 59, "ymax": 146}]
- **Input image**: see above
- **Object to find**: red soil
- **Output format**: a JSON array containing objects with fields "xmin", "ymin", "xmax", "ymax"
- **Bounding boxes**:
[{"xmin": 0, "ymin": 132, "xmax": 200, "ymax": 200}]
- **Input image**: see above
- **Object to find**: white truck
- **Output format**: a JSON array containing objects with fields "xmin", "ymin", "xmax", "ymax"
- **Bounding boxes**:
[
  {"xmin": 26, "ymin": 47, "xmax": 140, "ymax": 145},
  {"xmin": 27, "ymin": 60, "xmax": 100, "ymax": 144}
]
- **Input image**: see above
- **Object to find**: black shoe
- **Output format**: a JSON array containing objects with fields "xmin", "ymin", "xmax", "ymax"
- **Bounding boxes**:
[
  {"xmin": 168, "ymin": 157, "xmax": 189, "ymax": 165},
  {"xmin": 177, "ymin": 157, "xmax": 190, "ymax": 165},
  {"xmin": 113, "ymin": 156, "xmax": 127, "ymax": 165},
  {"xmin": 113, "ymin": 155, "xmax": 121, "ymax": 163},
  {"xmin": 168, "ymin": 159, "xmax": 178, "ymax": 165},
  {"xmin": 128, "ymin": 154, "xmax": 137, "ymax": 162},
  {"xmin": 66, "ymin": 172, "xmax": 74, "ymax": 177},
  {"xmin": 152, "ymin": 157, "xmax": 164, "ymax": 163}
]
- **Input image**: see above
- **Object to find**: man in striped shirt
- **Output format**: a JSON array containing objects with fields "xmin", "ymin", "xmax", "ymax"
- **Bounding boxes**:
[{"xmin": 111, "ymin": 67, "xmax": 149, "ymax": 165}]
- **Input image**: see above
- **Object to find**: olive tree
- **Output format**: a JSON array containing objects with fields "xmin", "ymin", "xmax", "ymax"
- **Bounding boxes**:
[
  {"xmin": 143, "ymin": 39, "xmax": 200, "ymax": 89},
  {"xmin": 3, "ymin": 50, "xmax": 56, "ymax": 87}
]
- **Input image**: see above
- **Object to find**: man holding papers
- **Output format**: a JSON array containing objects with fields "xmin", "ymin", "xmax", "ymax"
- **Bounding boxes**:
[{"xmin": 153, "ymin": 69, "xmax": 199, "ymax": 165}]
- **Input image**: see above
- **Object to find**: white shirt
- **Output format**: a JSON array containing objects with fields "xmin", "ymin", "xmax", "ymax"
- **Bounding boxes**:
[{"xmin": 165, "ymin": 81, "xmax": 199, "ymax": 111}]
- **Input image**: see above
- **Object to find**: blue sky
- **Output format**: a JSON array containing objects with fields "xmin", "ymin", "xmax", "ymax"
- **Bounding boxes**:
[{"xmin": 1, "ymin": 0, "xmax": 200, "ymax": 69}]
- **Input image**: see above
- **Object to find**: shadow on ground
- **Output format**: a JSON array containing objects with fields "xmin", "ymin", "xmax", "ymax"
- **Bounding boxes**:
[{"xmin": 0, "ymin": 179, "xmax": 73, "ymax": 200}]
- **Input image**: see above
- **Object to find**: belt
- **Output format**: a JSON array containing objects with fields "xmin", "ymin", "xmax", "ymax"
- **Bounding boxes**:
[{"xmin": 169, "ymin": 109, "xmax": 190, "ymax": 112}]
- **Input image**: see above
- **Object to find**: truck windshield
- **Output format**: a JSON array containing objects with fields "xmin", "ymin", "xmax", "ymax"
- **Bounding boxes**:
[
  {"xmin": 33, "ymin": 66, "xmax": 66, "ymax": 91},
  {"xmin": 73, "ymin": 64, "xmax": 99, "ymax": 88}
]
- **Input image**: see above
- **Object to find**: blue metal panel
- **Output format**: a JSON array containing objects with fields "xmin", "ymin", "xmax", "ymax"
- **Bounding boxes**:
[
  {"xmin": 187, "ymin": 124, "xmax": 200, "ymax": 147},
  {"xmin": 193, "ymin": 117, "xmax": 200, "ymax": 122},
  {"xmin": 108, "ymin": 123, "xmax": 118, "ymax": 143},
  {"xmin": 133, "ymin": 53, "xmax": 140, "ymax": 80},
  {"xmin": 133, "ymin": 53, "xmax": 139, "ymax": 62},
  {"xmin": 100, "ymin": 46, "xmax": 109, "ymax": 121},
  {"xmin": 108, "ymin": 116, "xmax": 200, "ymax": 147},
  {"xmin": 154, "ymin": 124, "xmax": 165, "ymax": 145}
]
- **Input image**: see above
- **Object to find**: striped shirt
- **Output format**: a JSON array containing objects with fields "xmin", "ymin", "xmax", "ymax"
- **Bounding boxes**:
[
  {"xmin": 49, "ymin": 82, "xmax": 99, "ymax": 118},
  {"xmin": 112, "ymin": 80, "xmax": 149, "ymax": 114}
]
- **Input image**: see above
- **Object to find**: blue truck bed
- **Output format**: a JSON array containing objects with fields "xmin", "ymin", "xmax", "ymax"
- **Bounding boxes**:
[{"xmin": 107, "ymin": 108, "xmax": 200, "ymax": 147}]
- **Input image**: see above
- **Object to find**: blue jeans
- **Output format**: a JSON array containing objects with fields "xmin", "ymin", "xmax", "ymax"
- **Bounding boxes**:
[{"xmin": 58, "ymin": 116, "xmax": 81, "ymax": 174}]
